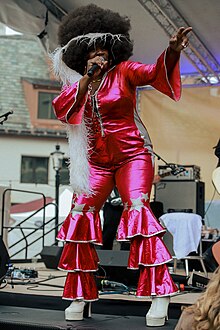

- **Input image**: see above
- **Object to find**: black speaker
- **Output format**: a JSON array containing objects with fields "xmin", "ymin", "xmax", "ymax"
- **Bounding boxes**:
[
  {"xmin": 97, "ymin": 250, "xmax": 129, "ymax": 267},
  {"xmin": 96, "ymin": 250, "xmax": 139, "ymax": 287},
  {"xmin": 155, "ymin": 181, "xmax": 205, "ymax": 217},
  {"xmin": 0, "ymin": 236, "xmax": 10, "ymax": 283},
  {"xmin": 40, "ymin": 246, "xmax": 63, "ymax": 269}
]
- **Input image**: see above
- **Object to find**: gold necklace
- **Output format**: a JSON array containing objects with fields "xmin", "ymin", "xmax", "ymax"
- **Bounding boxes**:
[{"xmin": 92, "ymin": 78, "xmax": 102, "ymax": 83}]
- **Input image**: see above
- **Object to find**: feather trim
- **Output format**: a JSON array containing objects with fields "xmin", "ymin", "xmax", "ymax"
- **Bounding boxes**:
[
  {"xmin": 66, "ymin": 123, "xmax": 92, "ymax": 196},
  {"xmin": 49, "ymin": 32, "xmax": 129, "ymax": 84},
  {"xmin": 49, "ymin": 47, "xmax": 82, "ymax": 85}
]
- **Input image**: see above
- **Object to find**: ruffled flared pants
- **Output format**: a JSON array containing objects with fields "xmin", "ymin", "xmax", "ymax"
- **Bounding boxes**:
[{"xmin": 57, "ymin": 151, "xmax": 178, "ymax": 301}]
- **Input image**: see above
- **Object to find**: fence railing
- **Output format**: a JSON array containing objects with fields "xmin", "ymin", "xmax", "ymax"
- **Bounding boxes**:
[{"xmin": 1, "ymin": 188, "xmax": 60, "ymax": 261}]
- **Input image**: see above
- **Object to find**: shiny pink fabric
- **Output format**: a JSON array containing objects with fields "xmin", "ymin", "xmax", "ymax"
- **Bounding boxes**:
[
  {"xmin": 63, "ymin": 272, "xmax": 99, "ymax": 301},
  {"xmin": 128, "ymin": 236, "xmax": 172, "ymax": 269},
  {"xmin": 58, "ymin": 242, "xmax": 99, "ymax": 272},
  {"xmin": 117, "ymin": 207, "xmax": 165, "ymax": 239},
  {"xmin": 53, "ymin": 50, "xmax": 181, "ymax": 300},
  {"xmin": 52, "ymin": 84, "xmax": 86, "ymax": 124},
  {"xmin": 137, "ymin": 265, "xmax": 177, "ymax": 297},
  {"xmin": 57, "ymin": 212, "xmax": 102, "ymax": 244}
]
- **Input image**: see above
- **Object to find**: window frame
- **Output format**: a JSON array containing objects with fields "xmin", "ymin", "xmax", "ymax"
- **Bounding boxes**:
[
  {"xmin": 37, "ymin": 91, "xmax": 59, "ymax": 120},
  {"xmin": 21, "ymin": 78, "xmax": 63, "ymax": 129},
  {"xmin": 21, "ymin": 155, "xmax": 49, "ymax": 184}
]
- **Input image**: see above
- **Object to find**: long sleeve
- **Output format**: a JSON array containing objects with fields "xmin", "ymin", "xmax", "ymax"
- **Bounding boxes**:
[
  {"xmin": 52, "ymin": 81, "xmax": 87, "ymax": 125},
  {"xmin": 121, "ymin": 49, "xmax": 181, "ymax": 101}
]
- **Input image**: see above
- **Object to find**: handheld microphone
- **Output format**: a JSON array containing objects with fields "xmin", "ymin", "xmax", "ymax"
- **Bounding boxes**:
[{"xmin": 87, "ymin": 57, "xmax": 105, "ymax": 77}]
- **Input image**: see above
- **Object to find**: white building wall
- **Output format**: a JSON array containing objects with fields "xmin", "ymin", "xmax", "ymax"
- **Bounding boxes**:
[{"xmin": 0, "ymin": 135, "xmax": 70, "ymax": 203}]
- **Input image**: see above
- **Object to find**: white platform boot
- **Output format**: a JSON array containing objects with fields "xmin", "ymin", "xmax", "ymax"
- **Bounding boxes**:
[
  {"xmin": 65, "ymin": 301, "xmax": 91, "ymax": 321},
  {"xmin": 146, "ymin": 296, "xmax": 170, "ymax": 327}
]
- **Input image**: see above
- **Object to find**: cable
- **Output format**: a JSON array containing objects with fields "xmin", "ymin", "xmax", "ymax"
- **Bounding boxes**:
[
  {"xmin": 5, "ymin": 271, "xmax": 66, "ymax": 290},
  {"xmin": 27, "ymin": 284, "xmax": 63, "ymax": 292},
  {"xmin": 204, "ymin": 187, "xmax": 216, "ymax": 217}
]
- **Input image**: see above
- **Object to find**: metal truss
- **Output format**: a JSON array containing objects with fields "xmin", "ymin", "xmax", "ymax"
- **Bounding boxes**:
[
  {"xmin": 137, "ymin": 0, "xmax": 220, "ymax": 84},
  {"xmin": 38, "ymin": 0, "xmax": 67, "ymax": 20}
]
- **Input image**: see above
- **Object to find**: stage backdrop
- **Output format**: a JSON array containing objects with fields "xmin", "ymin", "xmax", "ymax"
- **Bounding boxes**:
[{"xmin": 139, "ymin": 84, "xmax": 220, "ymax": 202}]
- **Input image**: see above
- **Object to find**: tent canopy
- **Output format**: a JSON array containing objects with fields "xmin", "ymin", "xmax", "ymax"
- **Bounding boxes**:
[{"xmin": 0, "ymin": 0, "xmax": 220, "ymax": 79}]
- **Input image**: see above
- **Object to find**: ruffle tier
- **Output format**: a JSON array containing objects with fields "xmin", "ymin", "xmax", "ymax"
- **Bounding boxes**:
[
  {"xmin": 57, "ymin": 211, "xmax": 102, "ymax": 244},
  {"xmin": 57, "ymin": 209, "xmax": 102, "ymax": 301},
  {"xmin": 57, "ymin": 203, "xmax": 178, "ymax": 299},
  {"xmin": 128, "ymin": 235, "xmax": 172, "ymax": 269},
  {"xmin": 63, "ymin": 271, "xmax": 99, "ymax": 301},
  {"xmin": 136, "ymin": 265, "xmax": 178, "ymax": 297},
  {"xmin": 58, "ymin": 242, "xmax": 99, "ymax": 272},
  {"xmin": 116, "ymin": 205, "xmax": 178, "ymax": 296},
  {"xmin": 117, "ymin": 207, "xmax": 166, "ymax": 240}
]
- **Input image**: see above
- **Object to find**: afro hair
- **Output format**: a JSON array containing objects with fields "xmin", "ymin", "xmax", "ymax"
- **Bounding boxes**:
[{"xmin": 58, "ymin": 4, "xmax": 134, "ymax": 75}]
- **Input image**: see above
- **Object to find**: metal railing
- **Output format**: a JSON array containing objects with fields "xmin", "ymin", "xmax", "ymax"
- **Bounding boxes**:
[{"xmin": 1, "ymin": 188, "xmax": 59, "ymax": 261}]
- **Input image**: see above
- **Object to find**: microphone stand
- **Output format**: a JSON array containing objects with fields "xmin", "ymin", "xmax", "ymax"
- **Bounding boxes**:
[
  {"xmin": 151, "ymin": 150, "xmax": 186, "ymax": 203},
  {"xmin": 152, "ymin": 150, "xmax": 185, "ymax": 175},
  {"xmin": 0, "ymin": 112, "xmax": 13, "ymax": 125}
]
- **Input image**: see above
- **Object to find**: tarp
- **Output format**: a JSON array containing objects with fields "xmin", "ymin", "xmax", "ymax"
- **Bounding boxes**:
[{"xmin": 140, "ymin": 85, "xmax": 220, "ymax": 201}]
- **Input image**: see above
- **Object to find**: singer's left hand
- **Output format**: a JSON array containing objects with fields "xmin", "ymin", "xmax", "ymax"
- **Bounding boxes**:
[{"xmin": 169, "ymin": 27, "xmax": 192, "ymax": 52}]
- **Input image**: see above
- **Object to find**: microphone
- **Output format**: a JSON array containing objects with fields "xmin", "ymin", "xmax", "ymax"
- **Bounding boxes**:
[
  {"xmin": 101, "ymin": 280, "xmax": 117, "ymax": 288},
  {"xmin": 168, "ymin": 163, "xmax": 186, "ymax": 176},
  {"xmin": 101, "ymin": 280, "xmax": 128, "ymax": 290},
  {"xmin": 0, "ymin": 111, "xmax": 13, "ymax": 119},
  {"xmin": 87, "ymin": 56, "xmax": 105, "ymax": 77}
]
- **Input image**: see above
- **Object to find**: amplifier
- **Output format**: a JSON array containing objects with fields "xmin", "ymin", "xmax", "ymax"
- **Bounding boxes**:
[
  {"xmin": 155, "ymin": 181, "xmax": 205, "ymax": 217},
  {"xmin": 158, "ymin": 165, "xmax": 200, "ymax": 181}
]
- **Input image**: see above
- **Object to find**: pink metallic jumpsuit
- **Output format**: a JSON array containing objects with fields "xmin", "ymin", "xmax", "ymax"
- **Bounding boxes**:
[{"xmin": 52, "ymin": 49, "xmax": 181, "ymax": 301}]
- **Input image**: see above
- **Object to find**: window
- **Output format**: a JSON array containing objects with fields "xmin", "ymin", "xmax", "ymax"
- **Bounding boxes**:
[
  {"xmin": 21, "ymin": 156, "xmax": 49, "ymax": 184},
  {"xmin": 38, "ymin": 92, "xmax": 58, "ymax": 120}
]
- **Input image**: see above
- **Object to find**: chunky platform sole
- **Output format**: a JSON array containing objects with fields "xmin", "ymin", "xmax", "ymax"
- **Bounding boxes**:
[
  {"xmin": 65, "ymin": 302, "xmax": 91, "ymax": 321},
  {"xmin": 146, "ymin": 315, "xmax": 168, "ymax": 327},
  {"xmin": 65, "ymin": 310, "xmax": 84, "ymax": 321}
]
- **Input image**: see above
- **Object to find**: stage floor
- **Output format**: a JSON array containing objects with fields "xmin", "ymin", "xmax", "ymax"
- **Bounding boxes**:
[
  {"xmin": 0, "ymin": 262, "xmax": 209, "ymax": 330},
  {"xmin": 0, "ymin": 305, "xmax": 180, "ymax": 330}
]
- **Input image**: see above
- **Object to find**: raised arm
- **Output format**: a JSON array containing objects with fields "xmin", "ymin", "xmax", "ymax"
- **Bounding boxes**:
[
  {"xmin": 123, "ymin": 27, "xmax": 192, "ymax": 101},
  {"xmin": 166, "ymin": 26, "xmax": 192, "ymax": 75}
]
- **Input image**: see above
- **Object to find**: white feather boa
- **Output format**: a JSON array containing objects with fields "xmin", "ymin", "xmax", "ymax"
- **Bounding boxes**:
[{"xmin": 66, "ymin": 122, "xmax": 92, "ymax": 195}]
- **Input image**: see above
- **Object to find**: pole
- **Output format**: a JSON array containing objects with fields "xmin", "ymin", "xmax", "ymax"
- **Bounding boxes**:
[{"xmin": 55, "ymin": 169, "xmax": 60, "ymax": 245}]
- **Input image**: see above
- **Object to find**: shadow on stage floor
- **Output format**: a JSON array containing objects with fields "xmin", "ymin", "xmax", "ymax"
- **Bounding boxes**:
[
  {"xmin": 0, "ymin": 261, "xmax": 204, "ymax": 330},
  {"xmin": 0, "ymin": 304, "xmax": 179, "ymax": 330},
  {"xmin": 0, "ymin": 291, "xmax": 184, "ymax": 330}
]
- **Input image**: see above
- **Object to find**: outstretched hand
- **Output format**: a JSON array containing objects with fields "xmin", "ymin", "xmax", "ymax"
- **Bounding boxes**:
[{"xmin": 169, "ymin": 27, "xmax": 192, "ymax": 52}]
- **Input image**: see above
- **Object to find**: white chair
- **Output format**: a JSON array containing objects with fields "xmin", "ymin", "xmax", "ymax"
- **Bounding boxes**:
[{"xmin": 160, "ymin": 212, "xmax": 207, "ymax": 277}]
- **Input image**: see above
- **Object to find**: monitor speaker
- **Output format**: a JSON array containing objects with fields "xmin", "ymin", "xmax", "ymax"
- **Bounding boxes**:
[
  {"xmin": 40, "ymin": 246, "xmax": 63, "ymax": 269},
  {"xmin": 97, "ymin": 249, "xmax": 129, "ymax": 267},
  {"xmin": 96, "ymin": 249, "xmax": 139, "ymax": 287},
  {"xmin": 155, "ymin": 181, "xmax": 205, "ymax": 217},
  {"xmin": 0, "ymin": 236, "xmax": 10, "ymax": 283}
]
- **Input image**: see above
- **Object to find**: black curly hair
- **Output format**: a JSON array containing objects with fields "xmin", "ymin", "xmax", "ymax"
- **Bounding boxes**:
[{"xmin": 58, "ymin": 4, "xmax": 133, "ymax": 75}]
